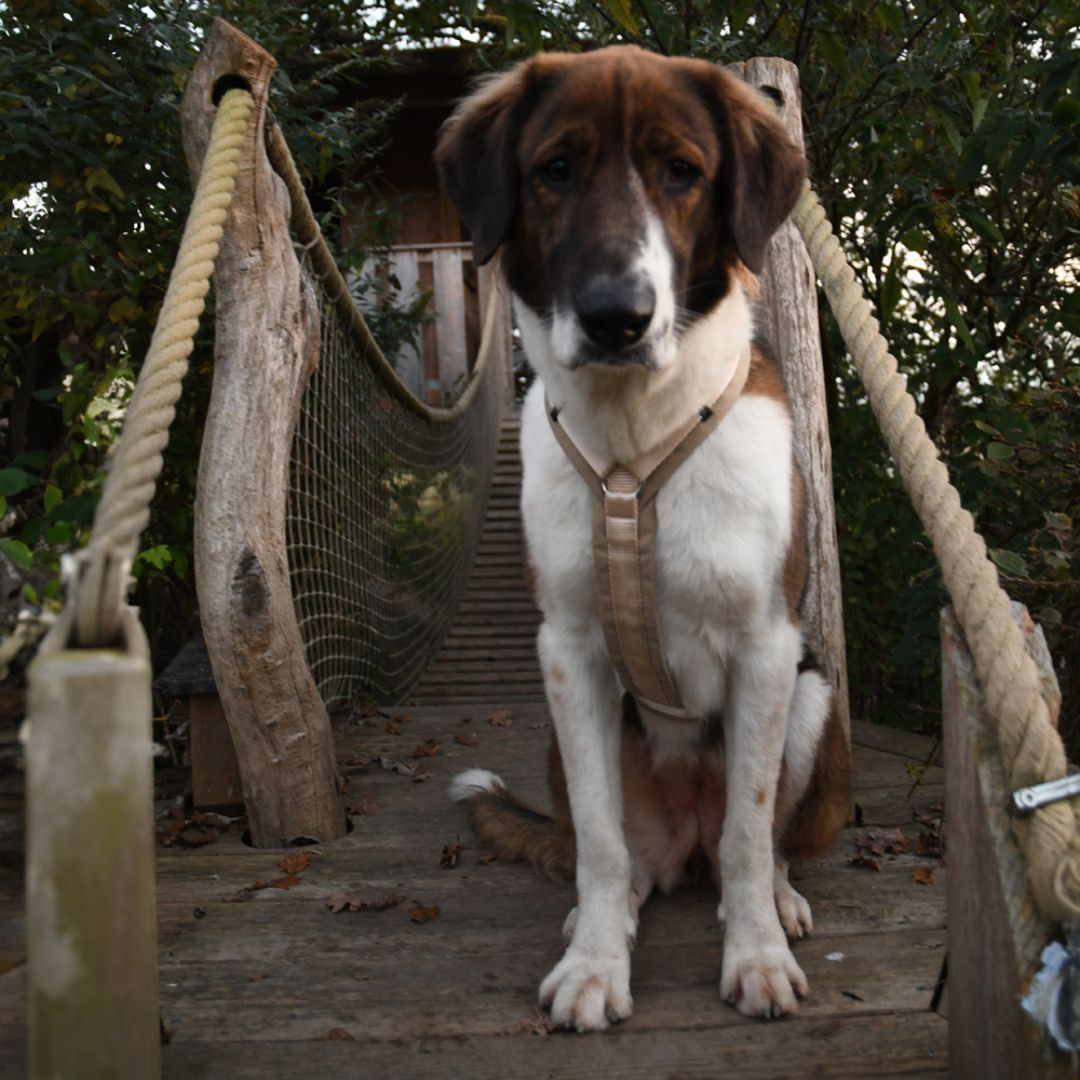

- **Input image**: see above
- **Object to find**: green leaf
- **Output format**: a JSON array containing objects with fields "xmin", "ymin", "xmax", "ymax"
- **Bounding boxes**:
[
  {"xmin": 944, "ymin": 296, "xmax": 976, "ymax": 353},
  {"xmin": 0, "ymin": 468, "xmax": 35, "ymax": 497},
  {"xmin": 84, "ymin": 166, "xmax": 125, "ymax": 201},
  {"xmin": 601, "ymin": 0, "xmax": 640, "ymax": 35},
  {"xmin": 0, "ymin": 538, "xmax": 33, "ymax": 571},
  {"xmin": 1044, "ymin": 511, "xmax": 1071, "ymax": 532},
  {"xmin": 44, "ymin": 484, "xmax": 63, "ymax": 514},
  {"xmin": 990, "ymin": 549, "xmax": 1028, "ymax": 578},
  {"xmin": 937, "ymin": 111, "xmax": 964, "ymax": 155},
  {"xmin": 987, "ymin": 442, "xmax": 1014, "ymax": 460},
  {"xmin": 46, "ymin": 521, "xmax": 72, "ymax": 546}
]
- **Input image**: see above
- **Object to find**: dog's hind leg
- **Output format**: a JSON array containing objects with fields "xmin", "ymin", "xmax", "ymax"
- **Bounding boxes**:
[{"xmin": 536, "ymin": 620, "xmax": 635, "ymax": 1033}]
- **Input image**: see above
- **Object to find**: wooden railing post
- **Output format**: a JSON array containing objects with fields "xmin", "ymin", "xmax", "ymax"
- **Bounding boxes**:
[
  {"xmin": 182, "ymin": 20, "xmax": 346, "ymax": 846},
  {"xmin": 942, "ymin": 603, "xmax": 1073, "ymax": 1079},
  {"xmin": 26, "ymin": 606, "xmax": 160, "ymax": 1078},
  {"xmin": 731, "ymin": 57, "xmax": 851, "ymax": 743}
]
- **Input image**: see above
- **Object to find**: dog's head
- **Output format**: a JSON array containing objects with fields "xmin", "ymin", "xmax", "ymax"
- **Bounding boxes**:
[{"xmin": 436, "ymin": 46, "xmax": 805, "ymax": 373}]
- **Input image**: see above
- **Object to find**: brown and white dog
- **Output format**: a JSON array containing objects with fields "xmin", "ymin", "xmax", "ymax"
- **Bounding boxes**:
[{"xmin": 437, "ymin": 46, "xmax": 849, "ymax": 1031}]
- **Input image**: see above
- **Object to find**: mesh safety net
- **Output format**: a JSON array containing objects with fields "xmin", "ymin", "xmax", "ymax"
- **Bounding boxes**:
[{"xmin": 268, "ymin": 127, "xmax": 505, "ymax": 708}]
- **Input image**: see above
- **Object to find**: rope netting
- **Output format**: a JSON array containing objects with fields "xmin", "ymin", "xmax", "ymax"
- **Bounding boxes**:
[{"xmin": 266, "ymin": 126, "xmax": 504, "ymax": 707}]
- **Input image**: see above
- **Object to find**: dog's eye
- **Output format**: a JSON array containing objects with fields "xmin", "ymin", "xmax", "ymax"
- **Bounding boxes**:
[
  {"xmin": 540, "ymin": 157, "xmax": 571, "ymax": 187},
  {"xmin": 666, "ymin": 158, "xmax": 699, "ymax": 187}
]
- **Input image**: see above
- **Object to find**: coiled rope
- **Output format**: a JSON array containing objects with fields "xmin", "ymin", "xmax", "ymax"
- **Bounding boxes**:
[
  {"xmin": 71, "ymin": 87, "xmax": 255, "ymax": 648},
  {"xmin": 793, "ymin": 182, "xmax": 1080, "ymax": 924}
]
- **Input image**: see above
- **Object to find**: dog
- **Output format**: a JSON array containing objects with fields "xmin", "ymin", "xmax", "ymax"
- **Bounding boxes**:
[{"xmin": 437, "ymin": 45, "xmax": 850, "ymax": 1032}]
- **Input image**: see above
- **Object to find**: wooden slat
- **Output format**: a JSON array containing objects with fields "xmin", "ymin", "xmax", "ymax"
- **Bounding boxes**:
[{"xmin": 433, "ymin": 247, "xmax": 467, "ymax": 391}]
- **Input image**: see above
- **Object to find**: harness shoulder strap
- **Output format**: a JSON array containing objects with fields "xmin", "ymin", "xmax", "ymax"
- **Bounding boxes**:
[{"xmin": 545, "ymin": 346, "xmax": 752, "ymax": 721}]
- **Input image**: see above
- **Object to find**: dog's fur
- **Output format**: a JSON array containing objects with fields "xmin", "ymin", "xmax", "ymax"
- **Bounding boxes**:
[{"xmin": 438, "ymin": 46, "xmax": 850, "ymax": 1031}]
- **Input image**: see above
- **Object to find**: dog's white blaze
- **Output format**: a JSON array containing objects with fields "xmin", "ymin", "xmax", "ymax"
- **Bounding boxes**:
[
  {"xmin": 550, "ymin": 304, "xmax": 583, "ymax": 366},
  {"xmin": 632, "ymin": 209, "xmax": 678, "ymax": 368}
]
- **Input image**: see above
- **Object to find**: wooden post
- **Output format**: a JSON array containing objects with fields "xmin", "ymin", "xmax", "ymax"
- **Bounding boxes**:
[
  {"xmin": 732, "ymin": 57, "xmax": 851, "ymax": 742},
  {"xmin": 942, "ymin": 603, "xmax": 1073, "ymax": 1079},
  {"xmin": 183, "ymin": 19, "xmax": 346, "ymax": 846},
  {"xmin": 25, "ymin": 606, "xmax": 160, "ymax": 1079}
]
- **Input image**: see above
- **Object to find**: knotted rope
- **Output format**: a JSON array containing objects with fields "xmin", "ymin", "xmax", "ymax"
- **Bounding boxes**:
[
  {"xmin": 72, "ymin": 87, "xmax": 255, "ymax": 647},
  {"xmin": 793, "ymin": 182, "xmax": 1080, "ymax": 923}
]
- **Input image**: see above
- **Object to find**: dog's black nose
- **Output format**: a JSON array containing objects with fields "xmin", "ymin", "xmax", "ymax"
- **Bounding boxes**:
[{"xmin": 575, "ymin": 276, "xmax": 655, "ymax": 352}]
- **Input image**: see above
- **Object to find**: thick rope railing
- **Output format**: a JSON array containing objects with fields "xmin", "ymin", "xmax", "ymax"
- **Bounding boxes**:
[
  {"xmin": 70, "ymin": 87, "xmax": 255, "ymax": 648},
  {"xmin": 793, "ymin": 182, "xmax": 1080, "ymax": 924}
]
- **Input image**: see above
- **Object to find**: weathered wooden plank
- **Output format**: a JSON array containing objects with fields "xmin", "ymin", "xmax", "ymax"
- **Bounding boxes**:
[
  {"xmin": 942, "ymin": 604, "xmax": 1070, "ymax": 1079},
  {"xmin": 155, "ymin": 1011, "xmax": 946, "ymax": 1079},
  {"xmin": 150, "ymin": 928, "xmax": 943, "ymax": 1043},
  {"xmin": 432, "ymin": 246, "xmax": 468, "ymax": 391},
  {"xmin": 25, "ymin": 606, "xmax": 160, "ymax": 1079},
  {"xmin": 736, "ymin": 57, "xmax": 850, "ymax": 744}
]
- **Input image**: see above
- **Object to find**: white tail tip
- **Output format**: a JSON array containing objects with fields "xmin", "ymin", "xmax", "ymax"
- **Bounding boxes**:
[{"xmin": 449, "ymin": 768, "xmax": 503, "ymax": 802}]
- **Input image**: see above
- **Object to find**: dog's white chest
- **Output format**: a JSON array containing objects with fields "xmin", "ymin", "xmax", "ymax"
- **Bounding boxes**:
[{"xmin": 521, "ymin": 383, "xmax": 794, "ymax": 717}]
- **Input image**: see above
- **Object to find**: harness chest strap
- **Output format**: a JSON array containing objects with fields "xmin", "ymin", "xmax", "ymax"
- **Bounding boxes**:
[{"xmin": 546, "ymin": 346, "xmax": 752, "ymax": 722}]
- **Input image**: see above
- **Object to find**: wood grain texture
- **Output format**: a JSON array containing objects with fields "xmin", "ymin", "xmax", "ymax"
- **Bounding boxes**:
[
  {"xmin": 183, "ymin": 19, "xmax": 345, "ymax": 847},
  {"xmin": 733, "ymin": 57, "xmax": 850, "ymax": 744},
  {"xmin": 0, "ymin": 702, "xmax": 947, "ymax": 1078},
  {"xmin": 942, "ymin": 604, "xmax": 1071, "ymax": 1079}
]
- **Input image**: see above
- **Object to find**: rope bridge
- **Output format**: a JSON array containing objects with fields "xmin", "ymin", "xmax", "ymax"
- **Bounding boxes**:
[{"xmin": 22, "ymin": 22, "xmax": 1077, "ymax": 1075}]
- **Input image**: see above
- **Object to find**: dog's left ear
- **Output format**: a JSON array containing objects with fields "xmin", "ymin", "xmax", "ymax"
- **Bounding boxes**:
[
  {"xmin": 704, "ymin": 70, "xmax": 807, "ymax": 275},
  {"xmin": 436, "ymin": 65, "xmax": 533, "ymax": 266}
]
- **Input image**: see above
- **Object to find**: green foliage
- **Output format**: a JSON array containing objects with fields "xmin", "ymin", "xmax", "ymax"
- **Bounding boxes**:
[
  {"xmin": 0, "ymin": 0, "xmax": 404, "ymax": 658},
  {"xmin": 3, "ymin": 0, "xmax": 1077, "ymax": 747}
]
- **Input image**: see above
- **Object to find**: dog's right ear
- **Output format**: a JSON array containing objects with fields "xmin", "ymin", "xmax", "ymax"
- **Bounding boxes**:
[{"xmin": 436, "ymin": 66, "xmax": 531, "ymax": 266}]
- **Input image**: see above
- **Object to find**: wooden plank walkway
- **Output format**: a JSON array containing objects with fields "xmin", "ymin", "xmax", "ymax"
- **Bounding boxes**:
[
  {"xmin": 410, "ymin": 415, "xmax": 545, "ymax": 706},
  {"xmin": 0, "ymin": 414, "xmax": 948, "ymax": 1077}
]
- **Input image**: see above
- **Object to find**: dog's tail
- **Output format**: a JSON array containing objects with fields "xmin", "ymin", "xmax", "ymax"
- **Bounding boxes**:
[{"xmin": 449, "ymin": 768, "xmax": 574, "ymax": 883}]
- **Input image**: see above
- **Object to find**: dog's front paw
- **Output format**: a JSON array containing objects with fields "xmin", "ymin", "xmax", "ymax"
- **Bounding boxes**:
[
  {"xmin": 720, "ymin": 937, "xmax": 807, "ymax": 1019},
  {"xmin": 539, "ymin": 945, "xmax": 633, "ymax": 1032}
]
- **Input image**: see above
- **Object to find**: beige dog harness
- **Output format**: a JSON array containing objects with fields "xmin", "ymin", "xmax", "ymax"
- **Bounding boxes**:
[{"xmin": 546, "ymin": 347, "xmax": 752, "ymax": 723}]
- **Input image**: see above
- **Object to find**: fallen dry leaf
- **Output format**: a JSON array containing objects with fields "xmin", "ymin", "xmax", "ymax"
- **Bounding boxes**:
[
  {"xmin": 527, "ymin": 722, "xmax": 546, "ymax": 730},
  {"xmin": 912, "ymin": 865, "xmax": 935, "ymax": 885},
  {"xmin": 413, "ymin": 771, "xmax": 435, "ymax": 783},
  {"xmin": 326, "ymin": 892, "xmax": 406, "ymax": 913},
  {"xmin": 254, "ymin": 874, "xmax": 303, "ymax": 891},
  {"xmin": 439, "ymin": 842, "xmax": 463, "ymax": 868},
  {"xmin": 855, "ymin": 827, "xmax": 910, "ymax": 857},
  {"xmin": 916, "ymin": 831, "xmax": 944, "ymax": 858},
  {"xmin": 393, "ymin": 713, "xmax": 413, "ymax": 724},
  {"xmin": 478, "ymin": 853, "xmax": 497, "ymax": 865},
  {"xmin": 346, "ymin": 794, "xmax": 381, "ymax": 816},
  {"xmin": 385, "ymin": 723, "xmax": 401, "ymax": 735},
  {"xmin": 359, "ymin": 705, "xmax": 380, "ymax": 718},
  {"xmin": 279, "ymin": 851, "xmax": 312, "ymax": 876},
  {"xmin": 410, "ymin": 903, "xmax": 440, "ymax": 924},
  {"xmin": 454, "ymin": 733, "xmax": 480, "ymax": 748},
  {"xmin": 487, "ymin": 709, "xmax": 513, "ymax": 727},
  {"xmin": 408, "ymin": 741, "xmax": 440, "ymax": 759},
  {"xmin": 847, "ymin": 853, "xmax": 882, "ymax": 872},
  {"xmin": 326, "ymin": 1028, "xmax": 354, "ymax": 1041}
]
